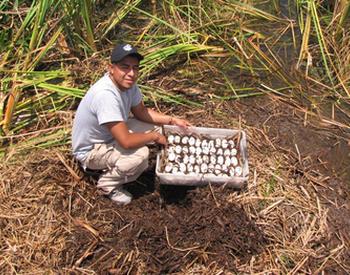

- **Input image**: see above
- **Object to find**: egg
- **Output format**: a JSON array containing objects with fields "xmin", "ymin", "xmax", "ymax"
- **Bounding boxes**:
[
  {"xmin": 221, "ymin": 139, "xmax": 228, "ymax": 149},
  {"xmin": 224, "ymin": 149, "xmax": 231, "ymax": 156},
  {"xmin": 229, "ymin": 167, "xmax": 235, "ymax": 177},
  {"xmin": 168, "ymin": 152, "xmax": 176, "ymax": 161},
  {"xmin": 174, "ymin": 135, "xmax": 181, "ymax": 144},
  {"xmin": 231, "ymin": 156, "xmax": 238, "ymax": 166},
  {"xmin": 214, "ymin": 164, "xmax": 221, "ymax": 175},
  {"xmin": 172, "ymin": 166, "xmax": 179, "ymax": 173},
  {"xmin": 217, "ymin": 155, "xmax": 224, "ymax": 165},
  {"xmin": 208, "ymin": 163, "xmax": 215, "ymax": 173},
  {"xmin": 196, "ymin": 156, "xmax": 203, "ymax": 165},
  {"xmin": 202, "ymin": 147, "xmax": 210, "ymax": 155},
  {"xmin": 179, "ymin": 163, "xmax": 187, "ymax": 173},
  {"xmin": 182, "ymin": 146, "xmax": 189, "ymax": 154},
  {"xmin": 210, "ymin": 155, "xmax": 217, "ymax": 164},
  {"xmin": 165, "ymin": 163, "xmax": 173, "ymax": 173},
  {"xmin": 194, "ymin": 165, "xmax": 200, "ymax": 174},
  {"xmin": 224, "ymin": 157, "xmax": 231, "ymax": 166},
  {"xmin": 235, "ymin": 166, "xmax": 243, "ymax": 176},
  {"xmin": 231, "ymin": 148, "xmax": 237, "ymax": 156},
  {"xmin": 187, "ymin": 163, "xmax": 194, "ymax": 173},
  {"xmin": 189, "ymin": 155, "xmax": 196, "ymax": 164},
  {"xmin": 195, "ymin": 147, "xmax": 202, "ymax": 155},
  {"xmin": 209, "ymin": 147, "xmax": 216, "ymax": 155},
  {"xmin": 202, "ymin": 155, "xmax": 210, "ymax": 164},
  {"xmin": 181, "ymin": 136, "xmax": 189, "ymax": 145},
  {"xmin": 188, "ymin": 136, "xmax": 196, "ymax": 146},
  {"xmin": 183, "ymin": 155, "xmax": 189, "ymax": 164},
  {"xmin": 200, "ymin": 163, "xmax": 208, "ymax": 173},
  {"xmin": 189, "ymin": 146, "xmax": 196, "ymax": 154},
  {"xmin": 195, "ymin": 138, "xmax": 201, "ymax": 147},
  {"xmin": 228, "ymin": 140, "xmax": 235, "ymax": 148},
  {"xmin": 175, "ymin": 145, "xmax": 182, "ymax": 154},
  {"xmin": 215, "ymin": 138, "xmax": 221, "ymax": 148},
  {"xmin": 217, "ymin": 148, "xmax": 223, "ymax": 155},
  {"xmin": 201, "ymin": 139, "xmax": 208, "ymax": 148},
  {"xmin": 208, "ymin": 140, "xmax": 215, "ymax": 148},
  {"xmin": 167, "ymin": 135, "xmax": 175, "ymax": 144}
]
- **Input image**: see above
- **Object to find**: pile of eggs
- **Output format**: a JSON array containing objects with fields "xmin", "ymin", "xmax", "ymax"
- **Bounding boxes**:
[{"xmin": 162, "ymin": 134, "xmax": 243, "ymax": 177}]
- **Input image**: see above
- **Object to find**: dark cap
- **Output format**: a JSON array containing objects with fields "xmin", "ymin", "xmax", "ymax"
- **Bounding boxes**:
[{"xmin": 110, "ymin": 43, "xmax": 143, "ymax": 63}]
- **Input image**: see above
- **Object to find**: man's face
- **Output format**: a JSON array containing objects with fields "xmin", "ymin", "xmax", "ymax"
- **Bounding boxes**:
[{"xmin": 109, "ymin": 55, "xmax": 140, "ymax": 91}]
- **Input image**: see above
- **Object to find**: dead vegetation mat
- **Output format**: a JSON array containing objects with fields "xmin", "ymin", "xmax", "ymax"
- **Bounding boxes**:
[{"xmin": 1, "ymin": 97, "xmax": 350, "ymax": 274}]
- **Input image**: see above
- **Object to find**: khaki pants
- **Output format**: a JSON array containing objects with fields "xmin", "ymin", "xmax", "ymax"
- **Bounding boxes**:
[{"xmin": 82, "ymin": 118, "xmax": 159, "ymax": 193}]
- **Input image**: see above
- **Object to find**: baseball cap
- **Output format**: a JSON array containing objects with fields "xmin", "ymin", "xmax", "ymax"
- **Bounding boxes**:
[{"xmin": 110, "ymin": 43, "xmax": 144, "ymax": 63}]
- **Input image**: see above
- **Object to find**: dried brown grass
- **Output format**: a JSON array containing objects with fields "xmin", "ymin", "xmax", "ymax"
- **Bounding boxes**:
[{"xmin": 0, "ymin": 100, "xmax": 349, "ymax": 274}]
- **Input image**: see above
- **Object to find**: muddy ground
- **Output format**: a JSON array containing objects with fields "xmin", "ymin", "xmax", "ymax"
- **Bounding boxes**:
[{"xmin": 1, "ymin": 95, "xmax": 349, "ymax": 274}]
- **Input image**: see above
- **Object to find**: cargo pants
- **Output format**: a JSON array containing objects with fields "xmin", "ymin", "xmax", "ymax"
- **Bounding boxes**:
[{"xmin": 81, "ymin": 118, "xmax": 159, "ymax": 194}]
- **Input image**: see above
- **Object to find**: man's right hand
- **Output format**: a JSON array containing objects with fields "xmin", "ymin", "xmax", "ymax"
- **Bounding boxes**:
[{"xmin": 153, "ymin": 132, "xmax": 167, "ymax": 146}]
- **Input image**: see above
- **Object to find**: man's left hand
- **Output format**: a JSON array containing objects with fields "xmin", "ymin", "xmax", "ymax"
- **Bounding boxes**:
[{"xmin": 170, "ymin": 117, "xmax": 192, "ymax": 128}]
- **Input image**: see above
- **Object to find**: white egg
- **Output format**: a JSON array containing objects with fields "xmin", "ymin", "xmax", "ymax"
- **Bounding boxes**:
[
  {"xmin": 189, "ymin": 146, "xmax": 196, "ymax": 154},
  {"xmin": 194, "ymin": 165, "xmax": 200, "ymax": 174},
  {"xmin": 201, "ymin": 139, "xmax": 208, "ymax": 148},
  {"xmin": 189, "ymin": 155, "xmax": 196, "ymax": 164},
  {"xmin": 195, "ymin": 138, "xmax": 201, "ymax": 147},
  {"xmin": 217, "ymin": 155, "xmax": 224, "ymax": 165},
  {"xmin": 202, "ymin": 147, "xmax": 210, "ymax": 155},
  {"xmin": 221, "ymin": 139, "xmax": 228, "ymax": 149},
  {"xmin": 228, "ymin": 140, "xmax": 235, "ymax": 148},
  {"xmin": 165, "ymin": 163, "xmax": 173, "ymax": 173},
  {"xmin": 187, "ymin": 163, "xmax": 194, "ymax": 173},
  {"xmin": 208, "ymin": 140, "xmax": 215, "ymax": 148},
  {"xmin": 168, "ymin": 152, "xmax": 176, "ymax": 161},
  {"xmin": 167, "ymin": 146, "xmax": 175, "ymax": 154},
  {"xmin": 188, "ymin": 136, "xmax": 196, "ymax": 146},
  {"xmin": 214, "ymin": 164, "xmax": 221, "ymax": 175},
  {"xmin": 175, "ymin": 155, "xmax": 182, "ymax": 163},
  {"xmin": 209, "ymin": 147, "xmax": 216, "ymax": 155},
  {"xmin": 235, "ymin": 166, "xmax": 243, "ymax": 176},
  {"xmin": 210, "ymin": 155, "xmax": 217, "ymax": 164},
  {"xmin": 202, "ymin": 155, "xmax": 210, "ymax": 164},
  {"xmin": 200, "ymin": 163, "xmax": 208, "ymax": 173},
  {"xmin": 208, "ymin": 163, "xmax": 215, "ymax": 173},
  {"xmin": 231, "ymin": 156, "xmax": 238, "ymax": 166},
  {"xmin": 215, "ymin": 138, "xmax": 221, "ymax": 147},
  {"xmin": 229, "ymin": 167, "xmax": 235, "ymax": 177},
  {"xmin": 196, "ymin": 156, "xmax": 203, "ymax": 165},
  {"xmin": 175, "ymin": 145, "xmax": 182, "ymax": 154},
  {"xmin": 179, "ymin": 163, "xmax": 187, "ymax": 173},
  {"xmin": 224, "ymin": 149, "xmax": 231, "ymax": 156},
  {"xmin": 183, "ymin": 155, "xmax": 189, "ymax": 164},
  {"xmin": 182, "ymin": 146, "xmax": 189, "ymax": 154},
  {"xmin": 231, "ymin": 148, "xmax": 237, "ymax": 156},
  {"xmin": 224, "ymin": 157, "xmax": 231, "ymax": 166},
  {"xmin": 181, "ymin": 136, "xmax": 189, "ymax": 145},
  {"xmin": 222, "ymin": 164, "xmax": 228, "ymax": 172},
  {"xmin": 167, "ymin": 135, "xmax": 175, "ymax": 144},
  {"xmin": 172, "ymin": 166, "xmax": 179, "ymax": 173},
  {"xmin": 217, "ymin": 148, "xmax": 223, "ymax": 155},
  {"xmin": 195, "ymin": 147, "xmax": 202, "ymax": 155},
  {"xmin": 174, "ymin": 135, "xmax": 181, "ymax": 144}
]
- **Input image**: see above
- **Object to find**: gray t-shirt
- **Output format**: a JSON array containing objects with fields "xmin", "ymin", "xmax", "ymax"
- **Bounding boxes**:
[{"xmin": 72, "ymin": 73, "xmax": 142, "ymax": 162}]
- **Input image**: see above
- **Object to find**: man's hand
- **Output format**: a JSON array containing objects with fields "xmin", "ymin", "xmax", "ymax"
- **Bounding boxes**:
[
  {"xmin": 170, "ymin": 117, "xmax": 192, "ymax": 128},
  {"xmin": 153, "ymin": 132, "xmax": 167, "ymax": 146}
]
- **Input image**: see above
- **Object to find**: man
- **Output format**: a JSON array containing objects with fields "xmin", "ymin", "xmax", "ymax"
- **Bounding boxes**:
[{"xmin": 72, "ymin": 43, "xmax": 191, "ymax": 205}]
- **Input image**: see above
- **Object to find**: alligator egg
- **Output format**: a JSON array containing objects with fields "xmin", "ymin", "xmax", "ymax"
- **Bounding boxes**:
[
  {"xmin": 201, "ymin": 139, "xmax": 208, "ymax": 148},
  {"xmin": 208, "ymin": 163, "xmax": 215, "ymax": 173},
  {"xmin": 188, "ymin": 136, "xmax": 196, "ymax": 146},
  {"xmin": 168, "ymin": 152, "xmax": 176, "ymax": 161},
  {"xmin": 183, "ymin": 155, "xmax": 189, "ymax": 164},
  {"xmin": 187, "ymin": 163, "xmax": 194, "ymax": 173},
  {"xmin": 217, "ymin": 155, "xmax": 224, "ymax": 165},
  {"xmin": 172, "ymin": 166, "xmax": 179, "ymax": 173},
  {"xmin": 231, "ymin": 156, "xmax": 238, "ymax": 166},
  {"xmin": 195, "ymin": 147, "xmax": 202, "ymax": 155},
  {"xmin": 214, "ymin": 164, "xmax": 221, "ymax": 175},
  {"xmin": 229, "ymin": 167, "xmax": 235, "ymax": 177},
  {"xmin": 189, "ymin": 146, "xmax": 196, "ymax": 154},
  {"xmin": 182, "ymin": 146, "xmax": 189, "ymax": 154},
  {"xmin": 222, "ymin": 164, "xmax": 228, "ymax": 172},
  {"xmin": 210, "ymin": 155, "xmax": 217, "ymax": 164},
  {"xmin": 179, "ymin": 163, "xmax": 187, "ymax": 173},
  {"xmin": 195, "ymin": 138, "xmax": 201, "ymax": 147},
  {"xmin": 231, "ymin": 148, "xmax": 237, "ymax": 156},
  {"xmin": 221, "ymin": 139, "xmax": 228, "ymax": 149},
  {"xmin": 200, "ymin": 163, "xmax": 208, "ymax": 173},
  {"xmin": 167, "ymin": 146, "xmax": 175, "ymax": 154},
  {"xmin": 202, "ymin": 147, "xmax": 210, "ymax": 155},
  {"xmin": 165, "ymin": 163, "xmax": 173, "ymax": 173},
  {"xmin": 196, "ymin": 156, "xmax": 203, "ymax": 165},
  {"xmin": 202, "ymin": 155, "xmax": 210, "ymax": 164},
  {"xmin": 189, "ymin": 155, "xmax": 196, "ymax": 164},
  {"xmin": 181, "ymin": 136, "xmax": 189, "ymax": 145},
  {"xmin": 224, "ymin": 157, "xmax": 231, "ymax": 166},
  {"xmin": 215, "ymin": 138, "xmax": 221, "ymax": 147},
  {"xmin": 208, "ymin": 140, "xmax": 215, "ymax": 148},
  {"xmin": 209, "ymin": 147, "xmax": 216, "ymax": 155},
  {"xmin": 194, "ymin": 165, "xmax": 200, "ymax": 174},
  {"xmin": 228, "ymin": 140, "xmax": 235, "ymax": 148},
  {"xmin": 174, "ymin": 135, "xmax": 181, "ymax": 144},
  {"xmin": 224, "ymin": 149, "xmax": 231, "ymax": 156},
  {"xmin": 167, "ymin": 135, "xmax": 175, "ymax": 144},
  {"xmin": 175, "ymin": 155, "xmax": 181, "ymax": 163},
  {"xmin": 217, "ymin": 148, "xmax": 223, "ymax": 155},
  {"xmin": 175, "ymin": 145, "xmax": 182, "ymax": 154},
  {"xmin": 235, "ymin": 166, "xmax": 243, "ymax": 176}
]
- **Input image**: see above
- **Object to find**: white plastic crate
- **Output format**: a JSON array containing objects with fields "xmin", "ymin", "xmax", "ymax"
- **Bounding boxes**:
[{"xmin": 155, "ymin": 125, "xmax": 249, "ymax": 188}]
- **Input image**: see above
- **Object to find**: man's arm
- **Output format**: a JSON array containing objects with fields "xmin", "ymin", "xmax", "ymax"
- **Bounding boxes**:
[
  {"xmin": 131, "ymin": 101, "xmax": 191, "ymax": 127},
  {"xmin": 105, "ymin": 121, "xmax": 166, "ymax": 149}
]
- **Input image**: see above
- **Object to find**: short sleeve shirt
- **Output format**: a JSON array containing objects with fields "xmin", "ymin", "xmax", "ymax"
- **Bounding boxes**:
[{"xmin": 72, "ymin": 73, "xmax": 142, "ymax": 162}]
